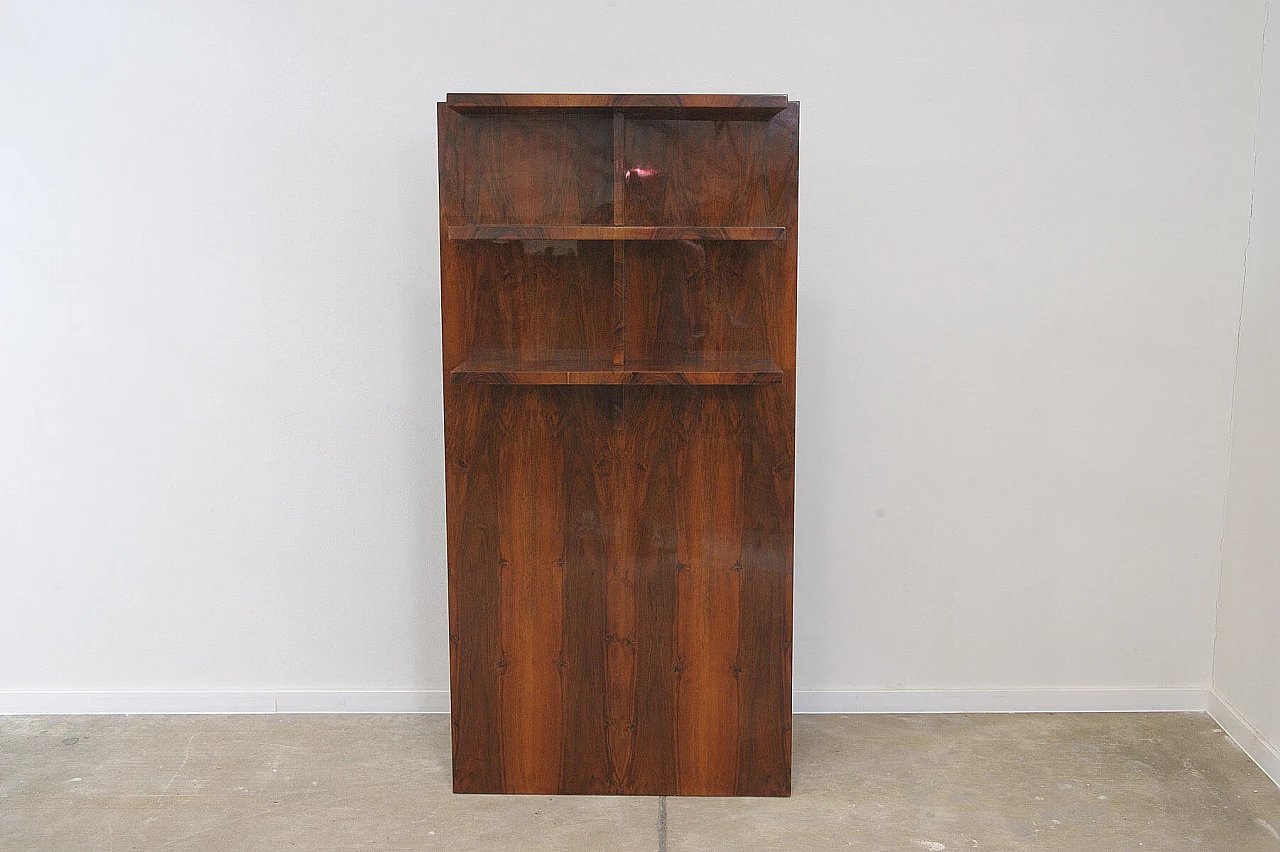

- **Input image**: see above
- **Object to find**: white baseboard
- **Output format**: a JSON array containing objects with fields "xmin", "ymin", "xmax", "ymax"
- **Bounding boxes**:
[
  {"xmin": 274, "ymin": 691, "xmax": 450, "ymax": 713},
  {"xmin": 6, "ymin": 688, "xmax": 1270, "ymax": 790},
  {"xmin": 0, "ymin": 690, "xmax": 450, "ymax": 715},
  {"xmin": 0, "ymin": 687, "xmax": 1205, "ymax": 716},
  {"xmin": 1207, "ymin": 690, "xmax": 1280, "ymax": 789},
  {"xmin": 793, "ymin": 688, "xmax": 1208, "ymax": 714}
]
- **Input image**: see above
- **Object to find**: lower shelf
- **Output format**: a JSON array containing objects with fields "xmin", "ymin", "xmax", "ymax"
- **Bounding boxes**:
[{"xmin": 450, "ymin": 355, "xmax": 783, "ymax": 386}]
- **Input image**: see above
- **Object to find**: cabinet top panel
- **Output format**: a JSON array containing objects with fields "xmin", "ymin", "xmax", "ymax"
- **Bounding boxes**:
[{"xmin": 446, "ymin": 93, "xmax": 789, "ymax": 120}]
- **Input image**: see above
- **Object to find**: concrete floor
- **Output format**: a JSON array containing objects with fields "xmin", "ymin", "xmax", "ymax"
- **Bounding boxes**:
[{"xmin": 0, "ymin": 713, "xmax": 1277, "ymax": 850}]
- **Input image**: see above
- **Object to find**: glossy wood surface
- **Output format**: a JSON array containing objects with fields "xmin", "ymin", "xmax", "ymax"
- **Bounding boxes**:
[
  {"xmin": 439, "ymin": 96, "xmax": 798, "ymax": 796},
  {"xmin": 448, "ymin": 225, "xmax": 784, "ymax": 241},
  {"xmin": 447, "ymin": 93, "xmax": 788, "ymax": 120}
]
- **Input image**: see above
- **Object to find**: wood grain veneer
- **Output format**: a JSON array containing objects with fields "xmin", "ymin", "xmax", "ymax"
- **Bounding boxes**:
[{"xmin": 439, "ymin": 94, "xmax": 798, "ymax": 797}]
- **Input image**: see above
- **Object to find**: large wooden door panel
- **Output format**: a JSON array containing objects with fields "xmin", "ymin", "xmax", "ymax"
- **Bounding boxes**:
[{"xmin": 445, "ymin": 389, "xmax": 792, "ymax": 795}]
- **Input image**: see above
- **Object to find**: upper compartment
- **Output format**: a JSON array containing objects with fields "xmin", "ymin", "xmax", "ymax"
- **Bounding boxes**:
[
  {"xmin": 439, "ymin": 111, "xmax": 613, "ymax": 225},
  {"xmin": 621, "ymin": 112, "xmax": 799, "ymax": 228},
  {"xmin": 446, "ymin": 93, "xmax": 788, "ymax": 121}
]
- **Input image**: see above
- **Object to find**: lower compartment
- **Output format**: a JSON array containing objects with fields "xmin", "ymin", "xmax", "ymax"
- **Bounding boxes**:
[{"xmin": 444, "ymin": 386, "xmax": 794, "ymax": 795}]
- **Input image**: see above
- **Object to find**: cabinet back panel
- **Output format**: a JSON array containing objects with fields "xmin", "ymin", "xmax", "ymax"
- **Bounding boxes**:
[
  {"xmin": 621, "ymin": 115, "xmax": 798, "ymax": 228},
  {"xmin": 622, "ymin": 241, "xmax": 779, "ymax": 364},
  {"xmin": 455, "ymin": 240, "xmax": 613, "ymax": 362},
  {"xmin": 441, "ymin": 113, "xmax": 613, "ymax": 225}
]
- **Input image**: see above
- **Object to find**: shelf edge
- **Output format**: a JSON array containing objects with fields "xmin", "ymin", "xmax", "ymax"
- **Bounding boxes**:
[
  {"xmin": 450, "ymin": 360, "xmax": 785, "ymax": 386},
  {"xmin": 446, "ymin": 93, "xmax": 788, "ymax": 119},
  {"xmin": 447, "ymin": 225, "xmax": 785, "ymax": 242}
]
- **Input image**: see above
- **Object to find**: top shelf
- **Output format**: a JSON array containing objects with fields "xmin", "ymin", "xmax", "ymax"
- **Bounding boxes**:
[{"xmin": 446, "ymin": 93, "xmax": 789, "ymax": 121}]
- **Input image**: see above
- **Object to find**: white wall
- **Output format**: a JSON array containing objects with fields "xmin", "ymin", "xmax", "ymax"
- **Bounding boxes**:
[
  {"xmin": 1213, "ymin": 0, "xmax": 1280, "ymax": 775},
  {"xmin": 0, "ymin": 1, "xmax": 1265, "ymax": 705}
]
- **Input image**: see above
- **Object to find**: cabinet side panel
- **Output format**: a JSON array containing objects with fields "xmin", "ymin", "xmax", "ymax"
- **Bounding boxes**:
[
  {"xmin": 737, "ymin": 101, "xmax": 797, "ymax": 795},
  {"xmin": 743, "ymin": 102, "xmax": 797, "ymax": 795},
  {"xmin": 444, "ymin": 387, "xmax": 506, "ymax": 792},
  {"xmin": 734, "ymin": 390, "xmax": 795, "ymax": 795},
  {"xmin": 442, "ymin": 104, "xmax": 505, "ymax": 793}
]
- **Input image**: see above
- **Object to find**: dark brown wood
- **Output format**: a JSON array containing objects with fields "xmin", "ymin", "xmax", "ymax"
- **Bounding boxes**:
[
  {"xmin": 448, "ymin": 93, "xmax": 788, "ymax": 120},
  {"xmin": 612, "ymin": 111, "xmax": 626, "ymax": 224},
  {"xmin": 440, "ymin": 95, "xmax": 798, "ymax": 797},
  {"xmin": 450, "ymin": 355, "xmax": 783, "ymax": 385},
  {"xmin": 448, "ymin": 224, "xmax": 784, "ymax": 242},
  {"xmin": 613, "ymin": 112, "xmax": 627, "ymax": 368}
]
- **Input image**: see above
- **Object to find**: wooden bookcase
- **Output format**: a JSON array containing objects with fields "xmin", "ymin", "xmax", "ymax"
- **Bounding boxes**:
[{"xmin": 438, "ymin": 93, "xmax": 798, "ymax": 796}]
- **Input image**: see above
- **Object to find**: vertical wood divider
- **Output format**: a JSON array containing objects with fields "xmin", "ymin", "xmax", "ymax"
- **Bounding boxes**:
[
  {"xmin": 607, "ymin": 109, "xmax": 634, "ymax": 788},
  {"xmin": 612, "ymin": 111, "xmax": 626, "ymax": 369}
]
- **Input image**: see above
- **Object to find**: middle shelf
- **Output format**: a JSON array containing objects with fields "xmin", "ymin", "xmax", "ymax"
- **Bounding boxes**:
[
  {"xmin": 447, "ymin": 224, "xmax": 785, "ymax": 241},
  {"xmin": 451, "ymin": 355, "xmax": 783, "ymax": 386}
]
